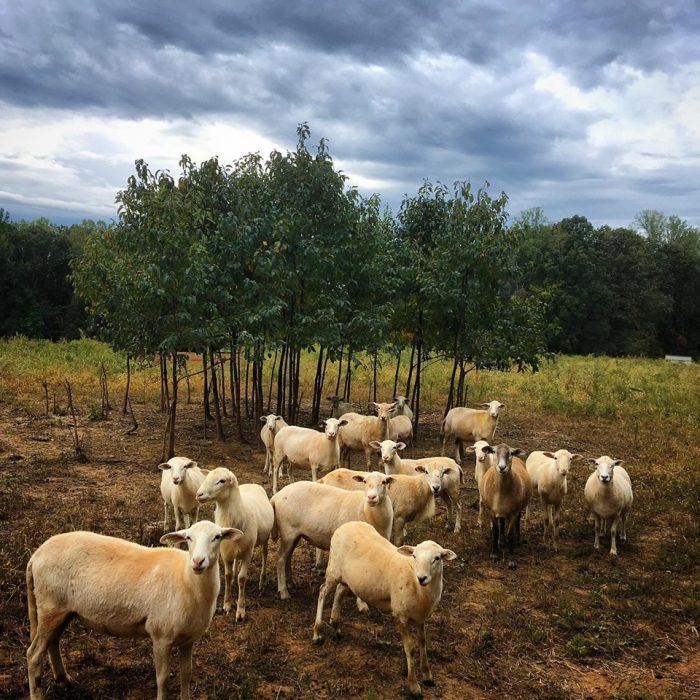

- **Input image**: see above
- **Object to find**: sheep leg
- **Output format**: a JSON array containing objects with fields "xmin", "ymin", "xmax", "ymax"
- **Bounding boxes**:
[
  {"xmin": 552, "ymin": 504, "xmax": 561, "ymax": 551},
  {"xmin": 593, "ymin": 514, "xmax": 601, "ymax": 551},
  {"xmin": 272, "ymin": 458, "xmax": 279, "ymax": 494},
  {"xmin": 397, "ymin": 619, "xmax": 421, "ymax": 697},
  {"xmin": 542, "ymin": 504, "xmax": 550, "ymax": 544},
  {"xmin": 174, "ymin": 507, "xmax": 182, "ymax": 531},
  {"xmin": 452, "ymin": 492, "xmax": 462, "ymax": 534},
  {"xmin": 620, "ymin": 511, "xmax": 628, "ymax": 542},
  {"xmin": 315, "ymin": 547, "xmax": 325, "ymax": 569},
  {"xmin": 416, "ymin": 622, "xmax": 434, "ymax": 686},
  {"xmin": 258, "ymin": 539, "xmax": 268, "ymax": 591},
  {"xmin": 235, "ymin": 551, "xmax": 252, "ymax": 622},
  {"xmin": 330, "ymin": 583, "xmax": 350, "ymax": 634},
  {"xmin": 313, "ymin": 581, "xmax": 332, "ymax": 643},
  {"xmin": 263, "ymin": 448, "xmax": 271, "ymax": 474},
  {"xmin": 392, "ymin": 517, "xmax": 406, "ymax": 546},
  {"xmin": 28, "ymin": 609, "xmax": 72, "ymax": 700},
  {"xmin": 277, "ymin": 537, "xmax": 298, "ymax": 600},
  {"xmin": 163, "ymin": 502, "xmax": 170, "ymax": 530},
  {"xmin": 453, "ymin": 439, "xmax": 461, "ymax": 465},
  {"xmin": 193, "ymin": 506, "xmax": 199, "ymax": 525},
  {"xmin": 223, "ymin": 557, "xmax": 235, "ymax": 613},
  {"xmin": 178, "ymin": 641, "xmax": 194, "ymax": 700},
  {"xmin": 506, "ymin": 517, "xmax": 517, "ymax": 569},
  {"xmin": 609, "ymin": 515, "xmax": 619, "ymax": 556},
  {"xmin": 48, "ymin": 638, "xmax": 72, "ymax": 684},
  {"xmin": 490, "ymin": 516, "xmax": 500, "ymax": 560},
  {"xmin": 151, "ymin": 638, "xmax": 173, "ymax": 700},
  {"xmin": 477, "ymin": 496, "xmax": 484, "ymax": 528},
  {"xmin": 364, "ymin": 446, "xmax": 372, "ymax": 471},
  {"xmin": 183, "ymin": 511, "xmax": 191, "ymax": 529}
]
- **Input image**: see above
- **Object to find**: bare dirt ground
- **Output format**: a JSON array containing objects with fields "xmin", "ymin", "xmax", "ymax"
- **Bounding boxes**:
[{"xmin": 1, "ymin": 399, "xmax": 698, "ymax": 699}]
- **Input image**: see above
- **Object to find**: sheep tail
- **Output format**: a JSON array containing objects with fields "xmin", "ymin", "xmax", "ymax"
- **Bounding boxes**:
[
  {"xmin": 26, "ymin": 560, "xmax": 37, "ymax": 642},
  {"xmin": 440, "ymin": 418, "xmax": 446, "ymax": 436},
  {"xmin": 270, "ymin": 502, "xmax": 279, "ymax": 541}
]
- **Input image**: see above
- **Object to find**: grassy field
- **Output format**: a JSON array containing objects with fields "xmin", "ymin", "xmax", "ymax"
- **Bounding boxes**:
[{"xmin": 0, "ymin": 338, "xmax": 698, "ymax": 699}]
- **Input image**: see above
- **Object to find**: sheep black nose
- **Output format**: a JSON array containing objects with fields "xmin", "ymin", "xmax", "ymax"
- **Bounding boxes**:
[{"xmin": 418, "ymin": 576, "xmax": 428, "ymax": 585}]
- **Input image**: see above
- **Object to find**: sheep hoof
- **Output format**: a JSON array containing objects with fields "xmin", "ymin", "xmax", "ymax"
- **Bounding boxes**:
[
  {"xmin": 422, "ymin": 677, "xmax": 435, "ymax": 687},
  {"xmin": 236, "ymin": 610, "xmax": 246, "ymax": 622},
  {"xmin": 407, "ymin": 684, "xmax": 423, "ymax": 698},
  {"xmin": 56, "ymin": 673, "xmax": 75, "ymax": 685},
  {"xmin": 312, "ymin": 634, "xmax": 324, "ymax": 645},
  {"xmin": 489, "ymin": 552, "xmax": 498, "ymax": 561},
  {"xmin": 279, "ymin": 591, "xmax": 291, "ymax": 601},
  {"xmin": 507, "ymin": 559, "xmax": 517, "ymax": 570}
]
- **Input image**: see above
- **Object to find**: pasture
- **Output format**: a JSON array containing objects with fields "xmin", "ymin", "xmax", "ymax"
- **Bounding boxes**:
[{"xmin": 0, "ymin": 339, "xmax": 698, "ymax": 699}]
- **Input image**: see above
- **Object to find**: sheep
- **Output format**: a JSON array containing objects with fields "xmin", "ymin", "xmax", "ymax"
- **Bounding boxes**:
[
  {"xmin": 195, "ymin": 468, "xmax": 274, "ymax": 621},
  {"xmin": 312, "ymin": 521, "xmax": 457, "ymax": 698},
  {"xmin": 525, "ymin": 449, "xmax": 583, "ymax": 550},
  {"xmin": 327, "ymin": 395, "xmax": 354, "ymax": 418},
  {"xmin": 440, "ymin": 401, "xmax": 505, "ymax": 464},
  {"xmin": 584, "ymin": 456, "xmax": 633, "ymax": 556},
  {"xmin": 338, "ymin": 401, "xmax": 396, "ymax": 469},
  {"xmin": 390, "ymin": 414, "xmax": 414, "ymax": 446},
  {"xmin": 371, "ymin": 440, "xmax": 463, "ymax": 533},
  {"xmin": 272, "ymin": 417, "xmax": 347, "ymax": 494},
  {"xmin": 389, "ymin": 394, "xmax": 414, "ymax": 422},
  {"xmin": 464, "ymin": 440, "xmax": 496, "ymax": 528},
  {"xmin": 319, "ymin": 468, "xmax": 436, "ymax": 545},
  {"xmin": 259, "ymin": 414, "xmax": 288, "ymax": 476},
  {"xmin": 480, "ymin": 443, "xmax": 531, "ymax": 569},
  {"xmin": 270, "ymin": 471, "xmax": 394, "ymax": 600},
  {"xmin": 26, "ymin": 520, "xmax": 243, "ymax": 700},
  {"xmin": 158, "ymin": 457, "xmax": 208, "ymax": 530}
]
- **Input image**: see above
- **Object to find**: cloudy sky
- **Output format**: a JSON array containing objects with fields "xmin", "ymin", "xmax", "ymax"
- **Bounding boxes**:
[{"xmin": 1, "ymin": 1, "xmax": 699, "ymax": 227}]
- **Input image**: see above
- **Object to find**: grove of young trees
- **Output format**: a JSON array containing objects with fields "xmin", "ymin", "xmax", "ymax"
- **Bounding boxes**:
[{"xmin": 3, "ymin": 125, "xmax": 699, "ymax": 458}]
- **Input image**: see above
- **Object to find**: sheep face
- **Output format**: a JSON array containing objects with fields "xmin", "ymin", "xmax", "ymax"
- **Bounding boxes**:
[
  {"xmin": 397, "ymin": 541, "xmax": 457, "ymax": 586},
  {"xmin": 370, "ymin": 439, "xmax": 407, "ymax": 465},
  {"xmin": 471, "ymin": 440, "xmax": 491, "ymax": 463},
  {"xmin": 482, "ymin": 444, "xmax": 525, "ymax": 475},
  {"xmin": 389, "ymin": 396, "xmax": 409, "ymax": 415},
  {"xmin": 352, "ymin": 471, "xmax": 394, "ymax": 506},
  {"xmin": 160, "ymin": 520, "xmax": 243, "ymax": 574},
  {"xmin": 415, "ymin": 463, "xmax": 457, "ymax": 495},
  {"xmin": 196, "ymin": 467, "xmax": 236, "ymax": 503},
  {"xmin": 322, "ymin": 417, "xmax": 347, "ymax": 440},
  {"xmin": 369, "ymin": 401, "xmax": 396, "ymax": 423},
  {"xmin": 590, "ymin": 456, "xmax": 623, "ymax": 484},
  {"xmin": 481, "ymin": 401, "xmax": 505, "ymax": 418},
  {"xmin": 158, "ymin": 456, "xmax": 197, "ymax": 486},
  {"xmin": 544, "ymin": 450, "xmax": 583, "ymax": 477},
  {"xmin": 260, "ymin": 414, "xmax": 283, "ymax": 432}
]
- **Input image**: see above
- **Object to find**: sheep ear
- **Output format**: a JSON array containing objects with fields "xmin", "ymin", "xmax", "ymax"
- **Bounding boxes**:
[
  {"xmin": 157, "ymin": 462, "xmax": 170, "ymax": 471},
  {"xmin": 499, "ymin": 403, "xmax": 506, "ymax": 409},
  {"xmin": 511, "ymin": 449, "xmax": 526, "ymax": 458},
  {"xmin": 482, "ymin": 446, "xmax": 495, "ymax": 455},
  {"xmin": 414, "ymin": 465, "xmax": 427, "ymax": 473},
  {"xmin": 543, "ymin": 451, "xmax": 555, "ymax": 459},
  {"xmin": 259, "ymin": 416, "xmax": 267, "ymax": 422},
  {"xmin": 442, "ymin": 467, "xmax": 455, "ymax": 475},
  {"xmin": 338, "ymin": 419, "xmax": 348, "ymax": 427},
  {"xmin": 571, "ymin": 453, "xmax": 584, "ymax": 461},
  {"xmin": 480, "ymin": 403, "xmax": 490, "ymax": 408},
  {"xmin": 396, "ymin": 546, "xmax": 415, "ymax": 557},
  {"xmin": 383, "ymin": 476, "xmax": 395, "ymax": 485},
  {"xmin": 369, "ymin": 441, "xmax": 381, "ymax": 449},
  {"xmin": 441, "ymin": 549, "xmax": 458, "ymax": 561},
  {"xmin": 276, "ymin": 415, "xmax": 284, "ymax": 421},
  {"xmin": 369, "ymin": 402, "xmax": 377, "ymax": 408},
  {"xmin": 352, "ymin": 475, "xmax": 366, "ymax": 483},
  {"xmin": 464, "ymin": 446, "xmax": 476, "ymax": 455},
  {"xmin": 220, "ymin": 527, "xmax": 244, "ymax": 541},
  {"xmin": 160, "ymin": 530, "xmax": 187, "ymax": 545},
  {"xmin": 200, "ymin": 468, "xmax": 210, "ymax": 475},
  {"xmin": 612, "ymin": 459, "xmax": 624, "ymax": 467},
  {"xmin": 396, "ymin": 442, "xmax": 406, "ymax": 451},
  {"xmin": 588, "ymin": 458, "xmax": 598, "ymax": 468},
  {"xmin": 186, "ymin": 460, "xmax": 198, "ymax": 469}
]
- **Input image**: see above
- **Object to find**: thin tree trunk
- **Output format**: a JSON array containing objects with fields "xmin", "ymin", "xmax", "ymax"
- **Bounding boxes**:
[
  {"xmin": 209, "ymin": 348, "xmax": 225, "ymax": 441},
  {"xmin": 334, "ymin": 346, "xmax": 344, "ymax": 396},
  {"xmin": 267, "ymin": 347, "xmax": 278, "ymax": 413},
  {"xmin": 203, "ymin": 352, "xmax": 212, "ymax": 420},
  {"xmin": 277, "ymin": 342, "xmax": 288, "ymax": 416},
  {"xmin": 122, "ymin": 356, "xmax": 131, "ymax": 415},
  {"xmin": 445, "ymin": 356, "xmax": 459, "ymax": 416},
  {"xmin": 372, "ymin": 350, "xmax": 378, "ymax": 403},
  {"xmin": 405, "ymin": 341, "xmax": 416, "ymax": 399},
  {"xmin": 311, "ymin": 345, "xmax": 325, "ymax": 425},
  {"xmin": 230, "ymin": 334, "xmax": 245, "ymax": 442},
  {"xmin": 392, "ymin": 349, "xmax": 401, "ymax": 399},
  {"xmin": 163, "ymin": 352, "xmax": 179, "ymax": 460},
  {"xmin": 343, "ymin": 349, "xmax": 353, "ymax": 402},
  {"xmin": 293, "ymin": 346, "xmax": 301, "ymax": 423},
  {"xmin": 244, "ymin": 356, "xmax": 251, "ymax": 419},
  {"xmin": 185, "ymin": 358, "xmax": 192, "ymax": 404},
  {"xmin": 219, "ymin": 351, "xmax": 228, "ymax": 417},
  {"xmin": 412, "ymin": 340, "xmax": 422, "ymax": 441}
]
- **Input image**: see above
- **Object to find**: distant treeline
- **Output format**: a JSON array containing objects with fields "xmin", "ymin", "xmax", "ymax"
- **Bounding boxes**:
[{"xmin": 2, "ymin": 206, "xmax": 697, "ymax": 359}]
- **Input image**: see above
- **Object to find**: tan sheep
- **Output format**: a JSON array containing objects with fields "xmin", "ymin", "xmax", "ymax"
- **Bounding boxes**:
[
  {"xmin": 440, "ymin": 401, "xmax": 505, "ymax": 464},
  {"xmin": 338, "ymin": 401, "xmax": 396, "ymax": 469},
  {"xmin": 312, "ymin": 521, "xmax": 456, "ymax": 698},
  {"xmin": 158, "ymin": 456, "xmax": 208, "ymax": 530},
  {"xmin": 464, "ymin": 440, "xmax": 496, "ymax": 528},
  {"xmin": 259, "ymin": 414, "xmax": 288, "ymax": 476}
]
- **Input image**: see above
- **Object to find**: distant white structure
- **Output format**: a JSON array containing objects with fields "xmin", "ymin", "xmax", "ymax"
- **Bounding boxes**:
[{"xmin": 665, "ymin": 355, "xmax": 692, "ymax": 364}]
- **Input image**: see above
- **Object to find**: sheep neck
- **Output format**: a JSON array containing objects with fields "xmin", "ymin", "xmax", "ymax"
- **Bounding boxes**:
[{"xmin": 214, "ymin": 486, "xmax": 246, "ymax": 530}]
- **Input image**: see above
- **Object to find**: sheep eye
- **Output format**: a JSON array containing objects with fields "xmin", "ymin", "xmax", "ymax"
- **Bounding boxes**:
[
  {"xmin": 434, "ymin": 556, "xmax": 441, "ymax": 562},
  {"xmin": 214, "ymin": 534, "xmax": 221, "ymax": 541},
  {"xmin": 186, "ymin": 536, "xmax": 191, "ymax": 541},
  {"xmin": 217, "ymin": 479, "xmax": 225, "ymax": 484}
]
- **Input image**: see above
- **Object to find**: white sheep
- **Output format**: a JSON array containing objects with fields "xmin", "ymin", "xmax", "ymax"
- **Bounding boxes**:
[
  {"xmin": 26, "ymin": 520, "xmax": 242, "ymax": 700},
  {"xmin": 158, "ymin": 457, "xmax": 208, "ymax": 530},
  {"xmin": 327, "ymin": 395, "xmax": 354, "ymax": 418},
  {"xmin": 464, "ymin": 440, "xmax": 496, "ymax": 528},
  {"xmin": 270, "ymin": 472, "xmax": 394, "ymax": 600},
  {"xmin": 338, "ymin": 401, "xmax": 396, "ymax": 469},
  {"xmin": 272, "ymin": 417, "xmax": 347, "ymax": 494},
  {"xmin": 390, "ymin": 414, "xmax": 414, "ymax": 446},
  {"xmin": 440, "ymin": 401, "xmax": 505, "ymax": 464},
  {"xmin": 480, "ymin": 443, "xmax": 531, "ymax": 569},
  {"xmin": 195, "ymin": 467, "xmax": 274, "ymax": 621},
  {"xmin": 371, "ymin": 440, "xmax": 463, "ymax": 534},
  {"xmin": 319, "ymin": 468, "xmax": 436, "ymax": 545},
  {"xmin": 259, "ymin": 414, "xmax": 288, "ymax": 476},
  {"xmin": 312, "ymin": 521, "xmax": 456, "ymax": 698},
  {"xmin": 389, "ymin": 395, "xmax": 414, "ymax": 422},
  {"xmin": 584, "ymin": 456, "xmax": 633, "ymax": 556},
  {"xmin": 525, "ymin": 449, "xmax": 583, "ymax": 550}
]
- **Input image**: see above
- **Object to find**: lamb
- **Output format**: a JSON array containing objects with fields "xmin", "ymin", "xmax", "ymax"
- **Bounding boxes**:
[
  {"xmin": 327, "ymin": 395, "xmax": 354, "ymax": 418},
  {"xmin": 26, "ymin": 520, "xmax": 242, "ymax": 700},
  {"xmin": 464, "ymin": 440, "xmax": 496, "ymax": 528},
  {"xmin": 371, "ymin": 440, "xmax": 463, "ymax": 533},
  {"xmin": 525, "ymin": 449, "xmax": 583, "ymax": 550},
  {"xmin": 480, "ymin": 443, "xmax": 531, "ymax": 568},
  {"xmin": 389, "ymin": 394, "xmax": 414, "ymax": 422},
  {"xmin": 584, "ymin": 456, "xmax": 633, "ymax": 556},
  {"xmin": 158, "ymin": 457, "xmax": 208, "ymax": 530},
  {"xmin": 312, "ymin": 521, "xmax": 456, "ymax": 698},
  {"xmin": 338, "ymin": 401, "xmax": 396, "ymax": 469},
  {"xmin": 319, "ymin": 468, "xmax": 436, "ymax": 545},
  {"xmin": 270, "ymin": 471, "xmax": 394, "ymax": 599},
  {"xmin": 259, "ymin": 414, "xmax": 288, "ymax": 476},
  {"xmin": 440, "ymin": 401, "xmax": 505, "ymax": 464},
  {"xmin": 272, "ymin": 417, "xmax": 347, "ymax": 494},
  {"xmin": 195, "ymin": 468, "xmax": 274, "ymax": 621}
]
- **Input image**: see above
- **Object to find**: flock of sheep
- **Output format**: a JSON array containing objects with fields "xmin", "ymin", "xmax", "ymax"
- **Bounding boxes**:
[{"xmin": 25, "ymin": 396, "xmax": 634, "ymax": 699}]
